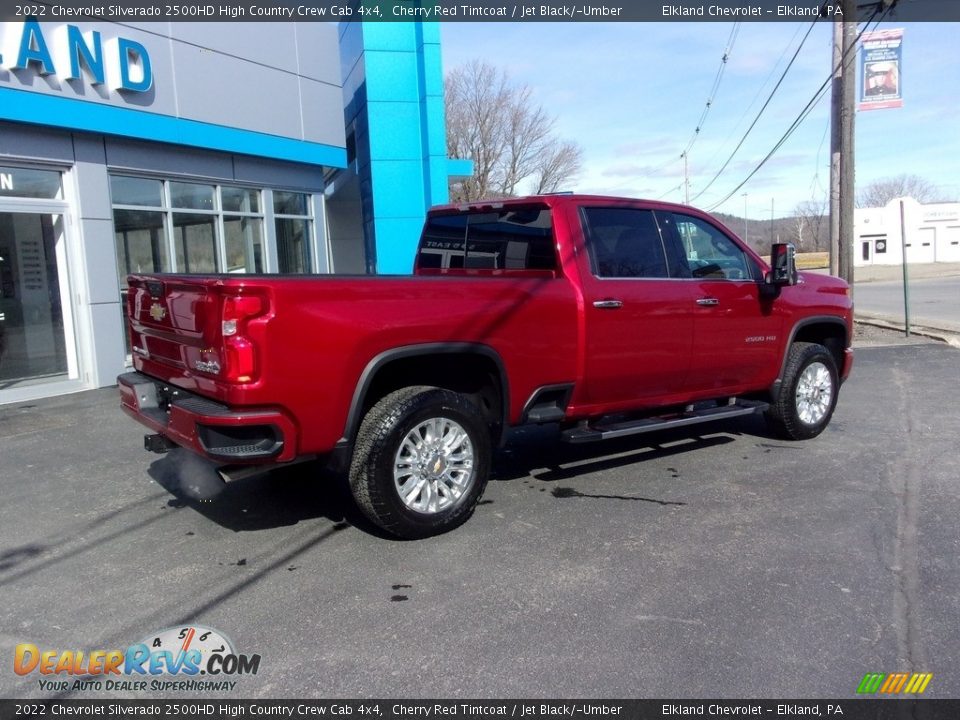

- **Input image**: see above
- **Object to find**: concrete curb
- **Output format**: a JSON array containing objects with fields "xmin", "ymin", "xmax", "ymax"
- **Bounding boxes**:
[{"xmin": 855, "ymin": 312, "xmax": 960, "ymax": 349}]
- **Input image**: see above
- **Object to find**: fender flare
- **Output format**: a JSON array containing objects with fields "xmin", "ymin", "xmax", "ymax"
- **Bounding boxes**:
[
  {"xmin": 336, "ymin": 342, "xmax": 510, "ymax": 450},
  {"xmin": 770, "ymin": 316, "xmax": 848, "ymax": 396}
]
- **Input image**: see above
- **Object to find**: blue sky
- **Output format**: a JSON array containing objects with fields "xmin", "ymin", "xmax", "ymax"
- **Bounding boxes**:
[{"xmin": 440, "ymin": 22, "xmax": 960, "ymax": 219}]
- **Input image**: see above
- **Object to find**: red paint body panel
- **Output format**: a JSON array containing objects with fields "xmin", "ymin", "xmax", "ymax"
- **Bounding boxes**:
[{"xmin": 121, "ymin": 195, "xmax": 853, "ymax": 464}]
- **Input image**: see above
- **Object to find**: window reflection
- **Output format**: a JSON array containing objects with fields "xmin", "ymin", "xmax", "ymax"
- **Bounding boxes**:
[
  {"xmin": 173, "ymin": 213, "xmax": 218, "ymax": 274},
  {"xmin": 113, "ymin": 209, "xmax": 168, "ymax": 284}
]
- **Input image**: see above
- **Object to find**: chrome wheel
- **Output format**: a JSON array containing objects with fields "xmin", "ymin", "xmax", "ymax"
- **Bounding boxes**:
[
  {"xmin": 795, "ymin": 361, "xmax": 833, "ymax": 425},
  {"xmin": 393, "ymin": 417, "xmax": 475, "ymax": 514}
]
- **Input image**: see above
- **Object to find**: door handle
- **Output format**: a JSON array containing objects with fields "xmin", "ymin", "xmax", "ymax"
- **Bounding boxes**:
[
  {"xmin": 696, "ymin": 297, "xmax": 720, "ymax": 306},
  {"xmin": 593, "ymin": 299, "xmax": 623, "ymax": 309}
]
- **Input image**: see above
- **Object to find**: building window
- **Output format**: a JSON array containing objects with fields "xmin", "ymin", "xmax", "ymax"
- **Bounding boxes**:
[
  {"xmin": 0, "ymin": 165, "xmax": 63, "ymax": 200},
  {"xmin": 169, "ymin": 182, "xmax": 218, "ymax": 274},
  {"xmin": 110, "ymin": 176, "xmax": 321, "ymax": 283},
  {"xmin": 111, "ymin": 176, "xmax": 169, "ymax": 284},
  {"xmin": 222, "ymin": 186, "xmax": 264, "ymax": 274},
  {"xmin": 173, "ymin": 213, "xmax": 218, "ymax": 273},
  {"xmin": 113, "ymin": 209, "xmax": 169, "ymax": 279},
  {"xmin": 273, "ymin": 191, "xmax": 313, "ymax": 274}
]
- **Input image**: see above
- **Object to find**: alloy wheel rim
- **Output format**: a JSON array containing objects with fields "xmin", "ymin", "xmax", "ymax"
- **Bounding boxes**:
[
  {"xmin": 795, "ymin": 361, "xmax": 833, "ymax": 425},
  {"xmin": 393, "ymin": 417, "xmax": 475, "ymax": 514}
]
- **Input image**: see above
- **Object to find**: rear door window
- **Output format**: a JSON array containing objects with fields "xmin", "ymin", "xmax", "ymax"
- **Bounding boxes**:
[
  {"xmin": 581, "ymin": 207, "xmax": 670, "ymax": 279},
  {"xmin": 418, "ymin": 207, "xmax": 555, "ymax": 271}
]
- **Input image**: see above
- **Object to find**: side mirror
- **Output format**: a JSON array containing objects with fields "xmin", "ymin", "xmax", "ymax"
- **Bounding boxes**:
[{"xmin": 767, "ymin": 243, "xmax": 798, "ymax": 287}]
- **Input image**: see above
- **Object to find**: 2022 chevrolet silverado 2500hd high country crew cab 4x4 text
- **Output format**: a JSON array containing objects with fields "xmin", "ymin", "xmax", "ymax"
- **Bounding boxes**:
[{"xmin": 118, "ymin": 195, "xmax": 853, "ymax": 538}]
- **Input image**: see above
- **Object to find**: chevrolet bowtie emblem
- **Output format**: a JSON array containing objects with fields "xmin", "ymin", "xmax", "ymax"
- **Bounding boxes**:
[{"xmin": 149, "ymin": 303, "xmax": 167, "ymax": 322}]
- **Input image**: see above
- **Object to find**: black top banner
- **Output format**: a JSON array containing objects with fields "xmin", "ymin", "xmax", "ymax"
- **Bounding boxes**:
[
  {"xmin": 0, "ymin": 0, "xmax": 958, "ymax": 22},
  {"xmin": 3, "ymin": 700, "xmax": 960, "ymax": 720}
]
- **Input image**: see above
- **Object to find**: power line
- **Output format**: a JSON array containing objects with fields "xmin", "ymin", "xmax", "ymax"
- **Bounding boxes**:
[
  {"xmin": 682, "ymin": 22, "xmax": 742, "ymax": 157},
  {"xmin": 643, "ymin": 23, "xmax": 740, "ymax": 185},
  {"xmin": 642, "ymin": 154, "xmax": 685, "ymax": 179},
  {"xmin": 690, "ymin": 16, "xmax": 822, "ymax": 203},
  {"xmin": 809, "ymin": 115, "xmax": 831, "ymax": 198},
  {"xmin": 705, "ymin": 3, "xmax": 891, "ymax": 211},
  {"xmin": 706, "ymin": 87, "xmax": 832, "ymax": 211},
  {"xmin": 656, "ymin": 184, "xmax": 683, "ymax": 201},
  {"xmin": 698, "ymin": 23, "xmax": 806, "ymax": 173},
  {"xmin": 803, "ymin": 27, "xmax": 833, "ymax": 202}
]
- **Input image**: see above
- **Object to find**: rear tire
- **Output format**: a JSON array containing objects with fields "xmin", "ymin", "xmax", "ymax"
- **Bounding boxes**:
[
  {"xmin": 349, "ymin": 386, "xmax": 491, "ymax": 539},
  {"xmin": 766, "ymin": 342, "xmax": 839, "ymax": 440}
]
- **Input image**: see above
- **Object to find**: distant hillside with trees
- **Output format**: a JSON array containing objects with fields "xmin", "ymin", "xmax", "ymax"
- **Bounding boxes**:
[{"xmin": 709, "ymin": 210, "xmax": 827, "ymax": 255}]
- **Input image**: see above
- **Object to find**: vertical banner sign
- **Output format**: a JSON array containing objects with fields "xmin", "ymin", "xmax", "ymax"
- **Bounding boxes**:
[{"xmin": 859, "ymin": 28, "xmax": 904, "ymax": 111}]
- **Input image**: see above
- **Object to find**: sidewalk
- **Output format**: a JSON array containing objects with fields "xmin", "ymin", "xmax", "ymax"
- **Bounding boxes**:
[{"xmin": 854, "ymin": 314, "xmax": 960, "ymax": 349}]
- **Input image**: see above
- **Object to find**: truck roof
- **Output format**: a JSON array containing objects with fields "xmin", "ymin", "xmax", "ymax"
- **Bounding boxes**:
[{"xmin": 428, "ymin": 194, "xmax": 710, "ymax": 215}]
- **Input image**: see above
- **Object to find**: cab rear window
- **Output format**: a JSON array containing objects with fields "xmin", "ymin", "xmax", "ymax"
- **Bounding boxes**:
[{"xmin": 418, "ymin": 207, "xmax": 556, "ymax": 271}]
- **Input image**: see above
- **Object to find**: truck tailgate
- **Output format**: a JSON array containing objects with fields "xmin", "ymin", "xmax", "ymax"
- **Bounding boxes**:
[
  {"xmin": 126, "ymin": 273, "xmax": 274, "ymax": 402},
  {"xmin": 127, "ymin": 275, "xmax": 218, "ymax": 370}
]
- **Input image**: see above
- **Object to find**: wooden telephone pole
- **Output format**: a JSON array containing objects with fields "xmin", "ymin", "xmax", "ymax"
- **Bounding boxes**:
[{"xmin": 829, "ymin": 0, "xmax": 858, "ymax": 294}]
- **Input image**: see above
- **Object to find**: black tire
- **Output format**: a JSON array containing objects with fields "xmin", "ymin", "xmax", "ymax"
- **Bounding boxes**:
[
  {"xmin": 766, "ymin": 341, "xmax": 840, "ymax": 440},
  {"xmin": 348, "ymin": 386, "xmax": 491, "ymax": 539}
]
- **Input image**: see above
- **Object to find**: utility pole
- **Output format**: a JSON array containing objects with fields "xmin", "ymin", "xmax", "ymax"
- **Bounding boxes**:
[
  {"xmin": 838, "ymin": 0, "xmax": 857, "ymax": 290},
  {"xmin": 829, "ymin": 10, "xmax": 842, "ymax": 276},
  {"xmin": 682, "ymin": 151, "xmax": 690, "ymax": 204},
  {"xmin": 829, "ymin": 0, "xmax": 857, "ymax": 292},
  {"xmin": 742, "ymin": 193, "xmax": 748, "ymax": 242},
  {"xmin": 770, "ymin": 198, "xmax": 775, "ymax": 243}
]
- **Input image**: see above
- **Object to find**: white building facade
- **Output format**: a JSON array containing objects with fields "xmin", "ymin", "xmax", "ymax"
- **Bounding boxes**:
[{"xmin": 854, "ymin": 197, "xmax": 960, "ymax": 267}]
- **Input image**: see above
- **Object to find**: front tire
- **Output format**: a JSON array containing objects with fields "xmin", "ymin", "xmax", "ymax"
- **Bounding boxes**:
[
  {"xmin": 766, "ymin": 342, "xmax": 839, "ymax": 440},
  {"xmin": 349, "ymin": 386, "xmax": 491, "ymax": 539}
]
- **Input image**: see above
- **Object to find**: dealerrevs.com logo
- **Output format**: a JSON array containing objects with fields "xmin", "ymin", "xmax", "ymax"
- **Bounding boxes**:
[{"xmin": 14, "ymin": 625, "xmax": 261, "ymax": 693}]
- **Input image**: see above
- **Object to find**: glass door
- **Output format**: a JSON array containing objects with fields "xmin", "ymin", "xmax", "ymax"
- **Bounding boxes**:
[{"xmin": 0, "ymin": 211, "xmax": 77, "ymax": 388}]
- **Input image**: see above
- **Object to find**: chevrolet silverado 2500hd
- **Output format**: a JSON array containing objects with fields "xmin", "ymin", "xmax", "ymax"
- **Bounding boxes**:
[{"xmin": 118, "ymin": 195, "xmax": 853, "ymax": 538}]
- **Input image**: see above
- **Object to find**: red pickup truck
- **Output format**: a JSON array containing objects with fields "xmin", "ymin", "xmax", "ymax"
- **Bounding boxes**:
[{"xmin": 119, "ymin": 195, "xmax": 853, "ymax": 538}]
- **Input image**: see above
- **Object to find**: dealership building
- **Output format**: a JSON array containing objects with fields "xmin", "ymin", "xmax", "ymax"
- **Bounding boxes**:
[{"xmin": 0, "ymin": 19, "xmax": 469, "ymax": 404}]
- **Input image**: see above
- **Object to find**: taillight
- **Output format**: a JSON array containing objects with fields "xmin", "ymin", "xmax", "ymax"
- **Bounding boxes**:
[
  {"xmin": 221, "ymin": 294, "xmax": 266, "ymax": 383},
  {"xmin": 222, "ymin": 295, "xmax": 262, "ymax": 337}
]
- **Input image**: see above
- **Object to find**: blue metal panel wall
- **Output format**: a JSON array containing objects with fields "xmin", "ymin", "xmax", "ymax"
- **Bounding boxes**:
[{"xmin": 340, "ymin": 22, "xmax": 466, "ymax": 274}]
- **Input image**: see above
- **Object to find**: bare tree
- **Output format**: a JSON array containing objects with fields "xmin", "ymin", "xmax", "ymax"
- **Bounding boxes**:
[
  {"xmin": 445, "ymin": 60, "xmax": 583, "ymax": 202},
  {"xmin": 856, "ymin": 174, "xmax": 939, "ymax": 208},
  {"xmin": 793, "ymin": 198, "xmax": 828, "ymax": 252},
  {"xmin": 533, "ymin": 140, "xmax": 584, "ymax": 195},
  {"xmin": 792, "ymin": 214, "xmax": 806, "ymax": 253}
]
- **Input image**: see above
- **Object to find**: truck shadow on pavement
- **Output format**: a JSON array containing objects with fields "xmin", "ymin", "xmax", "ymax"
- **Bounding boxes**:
[
  {"xmin": 491, "ymin": 417, "xmax": 784, "ymax": 506},
  {"xmin": 147, "ymin": 449, "xmax": 393, "ymax": 537},
  {"xmin": 493, "ymin": 413, "xmax": 777, "ymax": 487},
  {"xmin": 145, "ymin": 415, "xmax": 779, "ymax": 536}
]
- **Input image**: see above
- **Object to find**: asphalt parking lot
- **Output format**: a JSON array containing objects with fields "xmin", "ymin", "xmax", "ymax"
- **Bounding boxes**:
[{"xmin": 1, "ymin": 328, "xmax": 958, "ymax": 700}]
